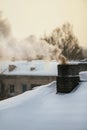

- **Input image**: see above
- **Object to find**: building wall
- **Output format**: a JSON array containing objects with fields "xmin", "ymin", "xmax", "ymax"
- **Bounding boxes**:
[{"xmin": 0, "ymin": 75, "xmax": 56, "ymax": 97}]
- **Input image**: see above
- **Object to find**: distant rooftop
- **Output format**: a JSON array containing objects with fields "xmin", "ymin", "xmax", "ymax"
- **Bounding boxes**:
[{"xmin": 0, "ymin": 60, "xmax": 58, "ymax": 76}]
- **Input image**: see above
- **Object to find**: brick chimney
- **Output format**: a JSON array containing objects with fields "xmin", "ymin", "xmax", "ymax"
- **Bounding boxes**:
[{"xmin": 56, "ymin": 64, "xmax": 79, "ymax": 93}]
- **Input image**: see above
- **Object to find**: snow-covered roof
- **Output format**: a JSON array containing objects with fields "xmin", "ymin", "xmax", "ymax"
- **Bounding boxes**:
[
  {"xmin": 0, "ymin": 60, "xmax": 58, "ymax": 76},
  {"xmin": 0, "ymin": 81, "xmax": 87, "ymax": 130}
]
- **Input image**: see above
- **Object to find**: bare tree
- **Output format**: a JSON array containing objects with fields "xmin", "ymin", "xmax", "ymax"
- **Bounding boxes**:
[{"xmin": 43, "ymin": 23, "xmax": 83, "ymax": 60}]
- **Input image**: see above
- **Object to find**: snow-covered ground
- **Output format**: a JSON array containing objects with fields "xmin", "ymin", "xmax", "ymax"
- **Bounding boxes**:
[
  {"xmin": 0, "ymin": 60, "xmax": 58, "ymax": 76},
  {"xmin": 0, "ymin": 78, "xmax": 87, "ymax": 130}
]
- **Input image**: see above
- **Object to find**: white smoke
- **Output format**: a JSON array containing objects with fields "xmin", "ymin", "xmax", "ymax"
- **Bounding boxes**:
[
  {"xmin": 0, "ymin": 14, "xmax": 65, "ymax": 62},
  {"xmin": 0, "ymin": 35, "xmax": 61, "ymax": 61}
]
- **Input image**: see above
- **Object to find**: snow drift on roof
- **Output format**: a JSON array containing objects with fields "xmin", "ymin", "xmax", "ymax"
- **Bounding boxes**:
[
  {"xmin": 0, "ymin": 81, "xmax": 87, "ymax": 130},
  {"xmin": 79, "ymin": 71, "xmax": 87, "ymax": 81}
]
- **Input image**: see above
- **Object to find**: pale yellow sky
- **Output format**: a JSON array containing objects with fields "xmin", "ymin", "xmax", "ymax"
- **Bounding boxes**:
[{"xmin": 0, "ymin": 0, "xmax": 87, "ymax": 46}]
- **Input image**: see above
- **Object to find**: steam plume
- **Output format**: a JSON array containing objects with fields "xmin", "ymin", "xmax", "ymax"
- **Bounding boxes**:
[
  {"xmin": 0, "ymin": 35, "xmax": 62, "ymax": 61},
  {"xmin": 0, "ymin": 13, "xmax": 67, "ymax": 63}
]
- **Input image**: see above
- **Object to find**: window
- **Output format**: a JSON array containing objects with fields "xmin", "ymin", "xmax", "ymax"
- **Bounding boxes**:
[
  {"xmin": 22, "ymin": 84, "xmax": 27, "ymax": 92},
  {"xmin": 10, "ymin": 85, "xmax": 15, "ymax": 93}
]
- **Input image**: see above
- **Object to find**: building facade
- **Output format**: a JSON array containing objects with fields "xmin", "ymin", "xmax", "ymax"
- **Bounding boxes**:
[
  {"xmin": 0, "ymin": 60, "xmax": 57, "ymax": 100},
  {"xmin": 0, "ymin": 75, "xmax": 56, "ymax": 98}
]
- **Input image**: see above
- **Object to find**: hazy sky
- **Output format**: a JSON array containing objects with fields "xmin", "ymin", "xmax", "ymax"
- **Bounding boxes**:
[{"xmin": 0, "ymin": 0, "xmax": 87, "ymax": 46}]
